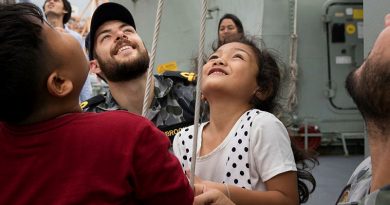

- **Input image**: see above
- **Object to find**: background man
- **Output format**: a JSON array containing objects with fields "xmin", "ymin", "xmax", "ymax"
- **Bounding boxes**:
[{"xmin": 83, "ymin": 2, "xmax": 198, "ymax": 140}]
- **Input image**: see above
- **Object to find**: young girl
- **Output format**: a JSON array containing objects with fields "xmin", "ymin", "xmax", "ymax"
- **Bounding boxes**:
[{"xmin": 173, "ymin": 37, "xmax": 316, "ymax": 205}]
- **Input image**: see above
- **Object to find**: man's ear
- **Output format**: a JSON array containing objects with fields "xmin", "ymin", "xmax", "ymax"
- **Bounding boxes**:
[{"xmin": 47, "ymin": 71, "xmax": 73, "ymax": 97}]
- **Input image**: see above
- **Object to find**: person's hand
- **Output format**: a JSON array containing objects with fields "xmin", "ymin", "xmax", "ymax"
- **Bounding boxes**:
[
  {"xmin": 194, "ymin": 188, "xmax": 235, "ymax": 205},
  {"xmin": 185, "ymin": 169, "xmax": 203, "ymax": 184}
]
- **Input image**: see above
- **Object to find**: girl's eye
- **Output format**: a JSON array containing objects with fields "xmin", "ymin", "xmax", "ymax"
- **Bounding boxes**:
[
  {"xmin": 233, "ymin": 54, "xmax": 244, "ymax": 60},
  {"xmin": 208, "ymin": 55, "xmax": 219, "ymax": 61}
]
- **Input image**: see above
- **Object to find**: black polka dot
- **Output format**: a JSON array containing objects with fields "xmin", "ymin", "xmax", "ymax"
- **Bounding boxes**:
[
  {"xmin": 238, "ymin": 155, "xmax": 243, "ymax": 160},
  {"xmin": 232, "ymin": 163, "xmax": 237, "ymax": 168},
  {"xmin": 234, "ymin": 179, "xmax": 238, "ymax": 184},
  {"xmin": 256, "ymin": 111, "xmax": 260, "ymax": 114},
  {"xmin": 244, "ymin": 131, "xmax": 248, "ymax": 136},
  {"xmin": 247, "ymin": 179, "xmax": 251, "ymax": 184},
  {"xmin": 181, "ymin": 163, "xmax": 184, "ymax": 167},
  {"xmin": 185, "ymin": 128, "xmax": 189, "ymax": 131},
  {"xmin": 227, "ymin": 172, "xmax": 231, "ymax": 177},
  {"xmin": 189, "ymin": 135, "xmax": 193, "ymax": 139},
  {"xmin": 246, "ymin": 112, "xmax": 250, "ymax": 116},
  {"xmin": 244, "ymin": 147, "xmax": 249, "ymax": 152},
  {"xmin": 189, "ymin": 157, "xmax": 192, "ymax": 162},
  {"xmin": 227, "ymin": 157, "xmax": 230, "ymax": 161},
  {"xmin": 241, "ymin": 124, "xmax": 244, "ymax": 129},
  {"xmin": 250, "ymin": 122, "xmax": 253, "ymax": 127},
  {"xmin": 247, "ymin": 116, "xmax": 251, "ymax": 121},
  {"xmin": 240, "ymin": 171, "xmax": 244, "ymax": 176},
  {"xmin": 238, "ymin": 139, "xmax": 242, "ymax": 144},
  {"xmin": 186, "ymin": 148, "xmax": 189, "ymax": 153},
  {"xmin": 183, "ymin": 155, "xmax": 187, "ymax": 160},
  {"xmin": 182, "ymin": 140, "xmax": 185, "ymax": 145},
  {"xmin": 178, "ymin": 133, "xmax": 181, "ymax": 137},
  {"xmin": 234, "ymin": 132, "xmax": 238, "ymax": 137},
  {"xmin": 232, "ymin": 147, "xmax": 236, "ymax": 152},
  {"xmin": 246, "ymin": 163, "xmax": 249, "ymax": 168}
]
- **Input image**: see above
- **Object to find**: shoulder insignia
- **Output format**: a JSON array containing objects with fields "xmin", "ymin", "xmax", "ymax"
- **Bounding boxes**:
[
  {"xmin": 162, "ymin": 71, "xmax": 197, "ymax": 83},
  {"xmin": 80, "ymin": 94, "xmax": 106, "ymax": 109}
]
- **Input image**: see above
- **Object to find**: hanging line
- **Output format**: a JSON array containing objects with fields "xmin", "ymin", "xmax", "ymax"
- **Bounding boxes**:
[
  {"xmin": 190, "ymin": 0, "xmax": 207, "ymax": 189},
  {"xmin": 142, "ymin": 0, "xmax": 165, "ymax": 116},
  {"xmin": 287, "ymin": 0, "xmax": 299, "ymax": 114}
]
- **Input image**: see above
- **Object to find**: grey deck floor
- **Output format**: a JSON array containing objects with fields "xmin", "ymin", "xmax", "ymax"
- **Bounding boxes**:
[{"xmin": 306, "ymin": 155, "xmax": 365, "ymax": 205}]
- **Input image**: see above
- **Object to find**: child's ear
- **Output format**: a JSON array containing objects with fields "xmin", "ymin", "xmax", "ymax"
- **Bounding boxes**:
[
  {"xmin": 90, "ymin": 60, "xmax": 101, "ymax": 75},
  {"xmin": 47, "ymin": 71, "xmax": 73, "ymax": 97},
  {"xmin": 254, "ymin": 87, "xmax": 271, "ymax": 101}
]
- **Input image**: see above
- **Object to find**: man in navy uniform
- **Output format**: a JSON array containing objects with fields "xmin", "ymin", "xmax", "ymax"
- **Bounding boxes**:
[{"xmin": 83, "ymin": 3, "xmax": 199, "ymax": 140}]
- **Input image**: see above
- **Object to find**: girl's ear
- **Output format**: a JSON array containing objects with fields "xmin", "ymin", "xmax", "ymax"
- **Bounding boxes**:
[
  {"xmin": 47, "ymin": 71, "xmax": 73, "ymax": 97},
  {"xmin": 254, "ymin": 87, "xmax": 272, "ymax": 101}
]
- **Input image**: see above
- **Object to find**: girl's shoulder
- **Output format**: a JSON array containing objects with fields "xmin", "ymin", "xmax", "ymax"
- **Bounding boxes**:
[{"xmin": 248, "ymin": 109, "xmax": 281, "ymax": 124}]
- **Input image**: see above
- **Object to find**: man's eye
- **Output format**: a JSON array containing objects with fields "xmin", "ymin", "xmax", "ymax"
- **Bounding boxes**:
[{"xmin": 101, "ymin": 35, "xmax": 111, "ymax": 41}]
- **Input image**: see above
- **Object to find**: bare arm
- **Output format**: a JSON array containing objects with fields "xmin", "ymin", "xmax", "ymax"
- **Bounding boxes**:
[{"xmin": 201, "ymin": 171, "xmax": 299, "ymax": 205}]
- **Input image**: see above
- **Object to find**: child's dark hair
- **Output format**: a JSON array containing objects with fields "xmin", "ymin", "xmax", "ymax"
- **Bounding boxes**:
[
  {"xmin": 218, "ymin": 36, "xmax": 318, "ymax": 203},
  {"xmin": 0, "ymin": 3, "xmax": 47, "ymax": 123}
]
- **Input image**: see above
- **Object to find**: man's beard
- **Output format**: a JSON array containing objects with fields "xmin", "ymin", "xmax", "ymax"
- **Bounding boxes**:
[
  {"xmin": 97, "ymin": 50, "xmax": 150, "ymax": 82},
  {"xmin": 345, "ymin": 59, "xmax": 390, "ymax": 120}
]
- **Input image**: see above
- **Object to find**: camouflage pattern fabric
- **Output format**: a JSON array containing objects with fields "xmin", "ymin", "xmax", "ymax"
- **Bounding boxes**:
[
  {"xmin": 339, "ymin": 184, "xmax": 390, "ymax": 205},
  {"xmin": 337, "ymin": 157, "xmax": 372, "ymax": 204},
  {"xmin": 357, "ymin": 185, "xmax": 390, "ymax": 205},
  {"xmin": 82, "ymin": 72, "xmax": 199, "ymax": 141}
]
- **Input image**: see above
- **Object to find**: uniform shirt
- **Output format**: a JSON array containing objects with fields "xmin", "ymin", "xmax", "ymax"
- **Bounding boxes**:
[
  {"xmin": 337, "ymin": 157, "xmax": 372, "ymax": 204},
  {"xmin": 0, "ymin": 111, "xmax": 193, "ymax": 205},
  {"xmin": 173, "ymin": 109, "xmax": 296, "ymax": 191},
  {"xmin": 338, "ymin": 185, "xmax": 390, "ymax": 205},
  {"xmin": 356, "ymin": 185, "xmax": 390, "ymax": 205},
  {"xmin": 82, "ymin": 72, "xmax": 198, "ymax": 141}
]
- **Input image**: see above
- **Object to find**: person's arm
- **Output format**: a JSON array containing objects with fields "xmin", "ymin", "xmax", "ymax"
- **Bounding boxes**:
[
  {"xmin": 198, "ymin": 172, "xmax": 298, "ymax": 205},
  {"xmin": 132, "ymin": 123, "xmax": 193, "ymax": 205},
  {"xmin": 192, "ymin": 113, "xmax": 299, "ymax": 205}
]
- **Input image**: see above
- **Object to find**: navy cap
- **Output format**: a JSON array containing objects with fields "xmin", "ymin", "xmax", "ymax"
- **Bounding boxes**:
[{"xmin": 87, "ymin": 2, "xmax": 136, "ymax": 60}]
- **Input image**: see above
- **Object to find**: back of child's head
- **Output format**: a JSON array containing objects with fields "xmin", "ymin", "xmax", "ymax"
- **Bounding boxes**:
[{"xmin": 0, "ymin": 3, "xmax": 48, "ymax": 123}]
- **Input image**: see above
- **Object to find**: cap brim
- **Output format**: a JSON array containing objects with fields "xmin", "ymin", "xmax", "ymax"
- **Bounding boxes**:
[{"xmin": 88, "ymin": 3, "xmax": 136, "ymax": 60}]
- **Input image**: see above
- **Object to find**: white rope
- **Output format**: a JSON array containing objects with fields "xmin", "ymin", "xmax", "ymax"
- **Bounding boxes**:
[
  {"xmin": 190, "ymin": 0, "xmax": 207, "ymax": 189},
  {"xmin": 287, "ymin": 0, "xmax": 298, "ymax": 113},
  {"xmin": 142, "ymin": 0, "xmax": 164, "ymax": 116}
]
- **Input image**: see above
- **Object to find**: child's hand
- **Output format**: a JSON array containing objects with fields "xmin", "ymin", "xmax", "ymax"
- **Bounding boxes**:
[
  {"xmin": 193, "ymin": 183, "xmax": 207, "ymax": 196},
  {"xmin": 185, "ymin": 169, "xmax": 203, "ymax": 184},
  {"xmin": 194, "ymin": 188, "xmax": 235, "ymax": 205}
]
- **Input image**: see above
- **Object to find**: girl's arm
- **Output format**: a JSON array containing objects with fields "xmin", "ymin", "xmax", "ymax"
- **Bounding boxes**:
[{"xmin": 202, "ymin": 171, "xmax": 299, "ymax": 205}]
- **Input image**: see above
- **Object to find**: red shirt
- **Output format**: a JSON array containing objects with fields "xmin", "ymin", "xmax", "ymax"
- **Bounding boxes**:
[{"xmin": 0, "ymin": 111, "xmax": 193, "ymax": 204}]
